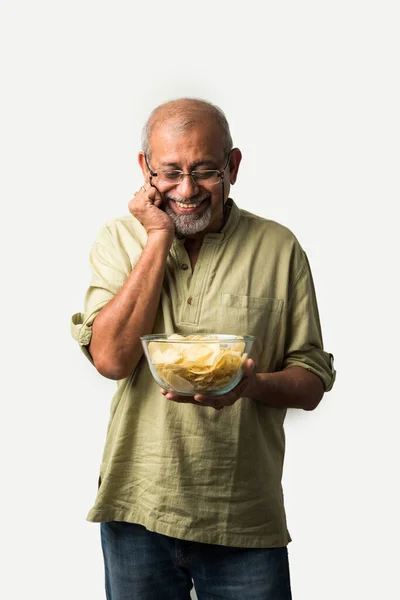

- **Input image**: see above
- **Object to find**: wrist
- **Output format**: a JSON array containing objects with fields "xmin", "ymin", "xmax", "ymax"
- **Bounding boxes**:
[
  {"xmin": 247, "ymin": 371, "xmax": 261, "ymax": 401},
  {"xmin": 147, "ymin": 230, "xmax": 174, "ymax": 246},
  {"xmin": 248, "ymin": 372, "xmax": 269, "ymax": 403}
]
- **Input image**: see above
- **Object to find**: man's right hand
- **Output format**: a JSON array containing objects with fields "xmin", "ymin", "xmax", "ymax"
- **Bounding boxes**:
[{"xmin": 128, "ymin": 183, "xmax": 175, "ymax": 238}]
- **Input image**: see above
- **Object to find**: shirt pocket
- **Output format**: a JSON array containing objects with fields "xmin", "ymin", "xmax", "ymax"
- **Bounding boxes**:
[{"xmin": 219, "ymin": 294, "xmax": 283, "ymax": 366}]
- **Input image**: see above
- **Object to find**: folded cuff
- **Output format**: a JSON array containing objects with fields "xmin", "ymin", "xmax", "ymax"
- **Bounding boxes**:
[
  {"xmin": 70, "ymin": 301, "xmax": 109, "ymax": 364},
  {"xmin": 282, "ymin": 352, "xmax": 336, "ymax": 392}
]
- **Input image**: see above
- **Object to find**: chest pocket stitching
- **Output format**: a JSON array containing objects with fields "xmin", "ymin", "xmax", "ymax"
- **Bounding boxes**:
[
  {"xmin": 219, "ymin": 295, "xmax": 283, "ymax": 369},
  {"xmin": 220, "ymin": 294, "xmax": 283, "ymax": 312}
]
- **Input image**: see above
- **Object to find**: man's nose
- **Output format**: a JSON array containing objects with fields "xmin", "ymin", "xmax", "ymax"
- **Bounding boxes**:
[{"xmin": 175, "ymin": 175, "xmax": 199, "ymax": 198}]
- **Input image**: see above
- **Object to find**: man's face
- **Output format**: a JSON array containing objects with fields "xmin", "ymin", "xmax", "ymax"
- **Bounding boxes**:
[{"xmin": 141, "ymin": 120, "xmax": 241, "ymax": 237}]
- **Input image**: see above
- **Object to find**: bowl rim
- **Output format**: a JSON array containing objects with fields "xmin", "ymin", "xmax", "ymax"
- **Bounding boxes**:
[{"xmin": 140, "ymin": 333, "xmax": 255, "ymax": 343}]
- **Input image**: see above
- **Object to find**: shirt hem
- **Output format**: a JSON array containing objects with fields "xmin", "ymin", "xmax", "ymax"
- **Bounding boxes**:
[{"xmin": 86, "ymin": 507, "xmax": 291, "ymax": 548}]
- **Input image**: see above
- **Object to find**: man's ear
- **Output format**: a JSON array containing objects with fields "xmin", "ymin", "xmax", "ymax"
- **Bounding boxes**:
[
  {"xmin": 228, "ymin": 148, "xmax": 242, "ymax": 184},
  {"xmin": 138, "ymin": 152, "xmax": 150, "ymax": 182}
]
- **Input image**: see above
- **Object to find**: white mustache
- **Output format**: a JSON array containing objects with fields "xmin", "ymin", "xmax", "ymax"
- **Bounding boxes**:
[{"xmin": 165, "ymin": 193, "xmax": 210, "ymax": 205}]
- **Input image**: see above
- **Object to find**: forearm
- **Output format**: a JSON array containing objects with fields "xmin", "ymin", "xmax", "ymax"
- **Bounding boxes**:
[
  {"xmin": 89, "ymin": 232, "xmax": 172, "ymax": 379},
  {"xmin": 249, "ymin": 366, "xmax": 325, "ymax": 410}
]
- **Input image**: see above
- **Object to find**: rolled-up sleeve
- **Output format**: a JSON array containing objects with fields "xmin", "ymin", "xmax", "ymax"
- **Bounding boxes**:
[
  {"xmin": 71, "ymin": 303, "xmax": 109, "ymax": 364},
  {"xmin": 282, "ymin": 252, "xmax": 336, "ymax": 391},
  {"xmin": 70, "ymin": 222, "xmax": 142, "ymax": 365}
]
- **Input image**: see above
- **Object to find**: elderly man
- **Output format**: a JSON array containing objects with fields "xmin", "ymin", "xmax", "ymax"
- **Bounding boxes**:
[{"xmin": 71, "ymin": 98, "xmax": 335, "ymax": 600}]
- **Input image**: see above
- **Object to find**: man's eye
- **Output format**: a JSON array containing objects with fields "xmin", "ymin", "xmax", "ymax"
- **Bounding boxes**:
[
  {"xmin": 163, "ymin": 171, "xmax": 182, "ymax": 180},
  {"xmin": 193, "ymin": 171, "xmax": 215, "ymax": 180}
]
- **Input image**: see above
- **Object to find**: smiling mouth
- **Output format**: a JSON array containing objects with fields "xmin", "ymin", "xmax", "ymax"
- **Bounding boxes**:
[
  {"xmin": 174, "ymin": 201, "xmax": 200, "ymax": 209},
  {"xmin": 168, "ymin": 197, "xmax": 210, "ymax": 214}
]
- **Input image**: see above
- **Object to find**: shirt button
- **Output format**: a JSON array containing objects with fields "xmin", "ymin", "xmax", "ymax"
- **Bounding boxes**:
[
  {"xmin": 181, "ymin": 263, "xmax": 189, "ymax": 270},
  {"xmin": 187, "ymin": 296, "xmax": 192, "ymax": 305}
]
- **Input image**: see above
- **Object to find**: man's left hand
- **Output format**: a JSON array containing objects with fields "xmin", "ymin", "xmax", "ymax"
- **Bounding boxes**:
[{"xmin": 160, "ymin": 358, "xmax": 256, "ymax": 410}]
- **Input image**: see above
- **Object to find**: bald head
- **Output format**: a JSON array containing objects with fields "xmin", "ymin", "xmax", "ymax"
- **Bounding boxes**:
[{"xmin": 141, "ymin": 98, "xmax": 233, "ymax": 159}]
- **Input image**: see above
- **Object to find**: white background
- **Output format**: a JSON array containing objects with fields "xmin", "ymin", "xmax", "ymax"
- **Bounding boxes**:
[{"xmin": 1, "ymin": 1, "xmax": 399, "ymax": 598}]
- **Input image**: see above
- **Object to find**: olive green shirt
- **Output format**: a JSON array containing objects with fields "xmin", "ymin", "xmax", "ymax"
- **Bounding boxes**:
[{"xmin": 71, "ymin": 199, "xmax": 335, "ymax": 547}]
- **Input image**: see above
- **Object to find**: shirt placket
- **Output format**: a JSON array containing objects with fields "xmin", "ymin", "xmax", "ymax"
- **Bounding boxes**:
[{"xmin": 172, "ymin": 238, "xmax": 219, "ymax": 326}]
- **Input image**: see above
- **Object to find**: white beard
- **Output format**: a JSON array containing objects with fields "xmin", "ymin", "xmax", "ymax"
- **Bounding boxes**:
[{"xmin": 165, "ymin": 197, "xmax": 213, "ymax": 236}]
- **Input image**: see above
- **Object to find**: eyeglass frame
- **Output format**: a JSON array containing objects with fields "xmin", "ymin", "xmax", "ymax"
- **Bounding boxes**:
[{"xmin": 144, "ymin": 151, "xmax": 232, "ymax": 224}]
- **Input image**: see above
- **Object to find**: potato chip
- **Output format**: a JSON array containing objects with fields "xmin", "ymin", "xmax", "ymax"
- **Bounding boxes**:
[
  {"xmin": 162, "ymin": 370, "xmax": 194, "ymax": 393},
  {"xmin": 148, "ymin": 334, "xmax": 247, "ymax": 394}
]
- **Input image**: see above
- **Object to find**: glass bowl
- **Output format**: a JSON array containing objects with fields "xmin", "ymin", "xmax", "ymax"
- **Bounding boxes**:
[{"xmin": 140, "ymin": 334, "xmax": 255, "ymax": 396}]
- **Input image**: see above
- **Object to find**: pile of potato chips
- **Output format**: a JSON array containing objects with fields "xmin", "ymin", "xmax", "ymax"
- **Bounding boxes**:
[{"xmin": 148, "ymin": 334, "xmax": 246, "ymax": 393}]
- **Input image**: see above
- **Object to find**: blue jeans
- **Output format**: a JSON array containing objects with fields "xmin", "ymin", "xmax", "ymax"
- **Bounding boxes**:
[{"xmin": 101, "ymin": 521, "xmax": 292, "ymax": 600}]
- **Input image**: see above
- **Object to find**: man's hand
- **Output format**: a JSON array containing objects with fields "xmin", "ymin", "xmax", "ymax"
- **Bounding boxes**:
[
  {"xmin": 160, "ymin": 358, "xmax": 256, "ymax": 410},
  {"xmin": 128, "ymin": 183, "xmax": 175, "ymax": 237}
]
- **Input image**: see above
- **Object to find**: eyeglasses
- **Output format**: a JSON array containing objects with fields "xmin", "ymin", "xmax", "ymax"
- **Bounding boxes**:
[{"xmin": 144, "ymin": 153, "xmax": 231, "ymax": 188}]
